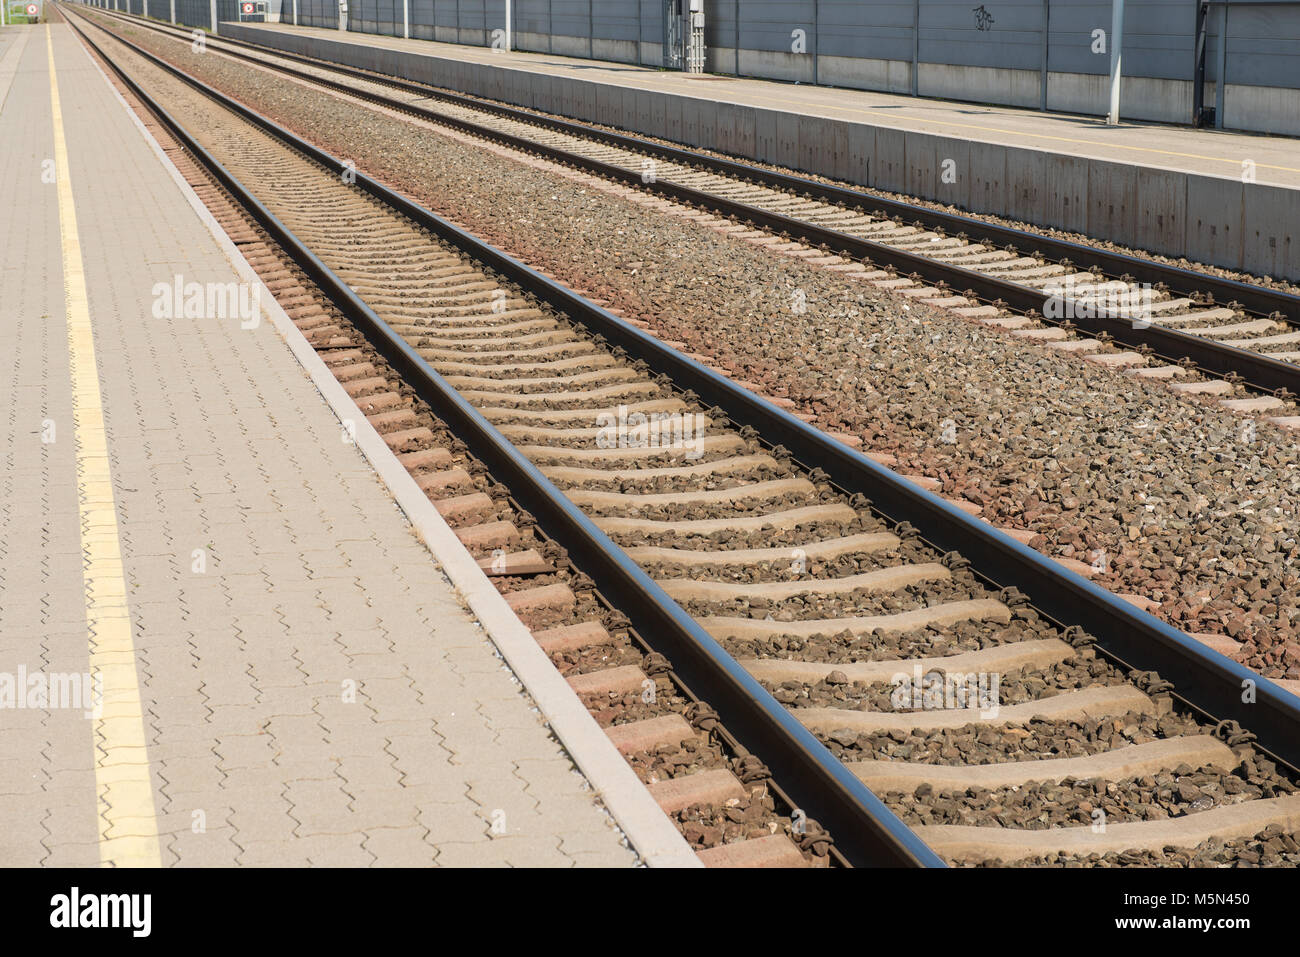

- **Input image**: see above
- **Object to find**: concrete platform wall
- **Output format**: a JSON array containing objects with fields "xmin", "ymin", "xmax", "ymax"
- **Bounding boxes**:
[{"xmin": 220, "ymin": 22, "xmax": 1300, "ymax": 282}]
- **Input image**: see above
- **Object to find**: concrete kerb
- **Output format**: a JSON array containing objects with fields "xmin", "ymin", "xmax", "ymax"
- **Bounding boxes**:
[
  {"xmin": 1241, "ymin": 181, "xmax": 1300, "ymax": 280},
  {"xmin": 72, "ymin": 26, "xmax": 701, "ymax": 869}
]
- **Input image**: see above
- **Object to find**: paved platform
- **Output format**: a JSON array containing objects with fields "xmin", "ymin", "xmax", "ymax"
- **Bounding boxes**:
[
  {"xmin": 217, "ymin": 19, "xmax": 1300, "ymax": 281},
  {"xmin": 0, "ymin": 21, "xmax": 641, "ymax": 867}
]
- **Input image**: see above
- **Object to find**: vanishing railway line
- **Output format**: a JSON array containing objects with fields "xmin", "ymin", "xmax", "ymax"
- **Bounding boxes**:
[
  {"xmin": 88, "ymin": 6, "xmax": 1300, "ymax": 420},
  {"xmin": 66, "ymin": 6, "xmax": 1300, "ymax": 867}
]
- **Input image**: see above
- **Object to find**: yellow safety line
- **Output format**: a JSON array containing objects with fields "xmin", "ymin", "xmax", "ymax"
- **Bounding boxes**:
[{"xmin": 46, "ymin": 25, "xmax": 161, "ymax": 868}]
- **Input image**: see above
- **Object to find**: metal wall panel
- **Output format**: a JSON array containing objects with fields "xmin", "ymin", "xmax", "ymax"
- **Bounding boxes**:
[
  {"xmin": 192, "ymin": 0, "xmax": 1299, "ymax": 103},
  {"xmin": 459, "ymin": 0, "xmax": 486, "ymax": 31},
  {"xmin": 295, "ymin": 0, "xmax": 338, "ymax": 28},
  {"xmin": 1047, "ymin": 1, "xmax": 1118, "ymax": 76},
  {"xmin": 592, "ymin": 1, "xmax": 636, "ymax": 41},
  {"xmin": 639, "ymin": 0, "xmax": 661, "ymax": 44},
  {"xmin": 1044, "ymin": 0, "xmax": 1300, "ymax": 87},
  {"xmin": 919, "ymin": 0, "xmax": 1044, "ymax": 72},
  {"xmin": 551, "ymin": 0, "xmax": 590, "ymax": 39},
  {"xmin": 736, "ymin": 0, "xmax": 816, "ymax": 53},
  {"xmin": 816, "ymin": 0, "xmax": 914, "ymax": 62},
  {"xmin": 1116, "ymin": 0, "xmax": 1199, "ymax": 80},
  {"xmin": 410, "ymin": 0, "xmax": 434, "ymax": 32},
  {"xmin": 352, "ymin": 0, "xmax": 400, "ymax": 35},
  {"xmin": 705, "ymin": 0, "xmax": 735, "ymax": 48},
  {"xmin": 1223, "ymin": 2, "xmax": 1300, "ymax": 87},
  {"xmin": 431, "ymin": 0, "xmax": 455, "ymax": 28},
  {"xmin": 173, "ymin": 0, "xmax": 213, "ymax": 29},
  {"xmin": 391, "ymin": 0, "xmax": 491, "ymax": 40},
  {"xmin": 514, "ymin": 0, "xmax": 547, "ymax": 34}
]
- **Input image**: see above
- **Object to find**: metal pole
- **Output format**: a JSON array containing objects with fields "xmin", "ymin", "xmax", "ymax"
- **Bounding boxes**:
[
  {"xmin": 1106, "ymin": 0, "xmax": 1124, "ymax": 124},
  {"xmin": 1215, "ymin": 2, "xmax": 1228, "ymax": 129},
  {"xmin": 210, "ymin": 0, "xmax": 217, "ymax": 32},
  {"xmin": 1193, "ymin": 1, "xmax": 1208, "ymax": 126},
  {"xmin": 503, "ymin": 0, "xmax": 510, "ymax": 49},
  {"xmin": 911, "ymin": 0, "xmax": 919, "ymax": 96},
  {"xmin": 1040, "ymin": 0, "xmax": 1049, "ymax": 112},
  {"xmin": 811, "ymin": 0, "xmax": 818, "ymax": 85},
  {"xmin": 170, "ymin": 0, "xmax": 175, "ymax": 24},
  {"xmin": 402, "ymin": 0, "xmax": 409, "ymax": 37}
]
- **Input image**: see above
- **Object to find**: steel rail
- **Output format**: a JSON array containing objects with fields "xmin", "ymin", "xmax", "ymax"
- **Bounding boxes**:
[
  {"xmin": 96, "ymin": 6, "xmax": 1300, "ymax": 334},
  {"xmin": 65, "ymin": 6, "xmax": 947, "ymax": 868}
]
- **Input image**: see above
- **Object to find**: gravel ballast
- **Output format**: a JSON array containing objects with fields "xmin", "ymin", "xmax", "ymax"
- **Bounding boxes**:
[{"xmin": 104, "ymin": 17, "xmax": 1300, "ymax": 679}]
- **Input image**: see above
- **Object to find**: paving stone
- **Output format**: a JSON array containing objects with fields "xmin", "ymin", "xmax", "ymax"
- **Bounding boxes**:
[
  {"xmin": 427, "ymin": 841, "xmax": 509, "ymax": 868},
  {"xmin": 214, "ymin": 734, "xmax": 280, "ymax": 770},
  {"xmin": 362, "ymin": 826, "xmax": 438, "ymax": 867},
  {"xmin": 558, "ymin": 825, "xmax": 632, "ymax": 859},
  {"xmin": 417, "ymin": 802, "xmax": 496, "ymax": 845},
  {"xmin": 233, "ymin": 839, "xmax": 315, "ymax": 867},
  {"xmin": 39, "ymin": 842, "xmax": 103, "ymax": 868},
  {"xmin": 565, "ymin": 848, "xmax": 638, "ymax": 868},
  {"xmin": 285, "ymin": 780, "xmax": 357, "ymax": 836},
  {"xmin": 333, "ymin": 753, "xmax": 405, "ymax": 794},
  {"xmin": 495, "ymin": 835, "xmax": 576, "ymax": 868},
  {"xmin": 168, "ymin": 826, "xmax": 244, "ymax": 867}
]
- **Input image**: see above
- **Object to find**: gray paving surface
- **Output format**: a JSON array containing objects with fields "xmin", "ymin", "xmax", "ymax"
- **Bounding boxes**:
[{"xmin": 0, "ymin": 23, "xmax": 636, "ymax": 867}]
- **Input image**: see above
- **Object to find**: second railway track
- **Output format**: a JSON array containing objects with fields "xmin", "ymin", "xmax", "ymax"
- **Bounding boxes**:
[
  {"xmin": 84, "ymin": 6, "xmax": 1300, "ymax": 414},
  {"xmin": 65, "ymin": 5, "xmax": 1300, "ymax": 868}
]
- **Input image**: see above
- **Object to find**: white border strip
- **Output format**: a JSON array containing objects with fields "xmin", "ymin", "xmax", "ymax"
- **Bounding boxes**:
[{"xmin": 68, "ymin": 19, "xmax": 700, "ymax": 869}]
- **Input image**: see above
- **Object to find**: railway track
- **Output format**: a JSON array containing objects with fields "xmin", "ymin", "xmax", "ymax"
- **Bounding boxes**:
[
  {"xmin": 86, "ymin": 7, "xmax": 1300, "ymax": 419},
  {"xmin": 62, "ymin": 7, "xmax": 867, "ymax": 869},
  {"xmin": 65, "ymin": 6, "xmax": 1300, "ymax": 867}
]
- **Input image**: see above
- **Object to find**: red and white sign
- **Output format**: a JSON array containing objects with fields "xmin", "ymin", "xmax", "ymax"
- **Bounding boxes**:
[
  {"xmin": 241, "ymin": 2, "xmax": 254, "ymax": 12},
  {"xmin": 26, "ymin": 3, "xmax": 38, "ymax": 14}
]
